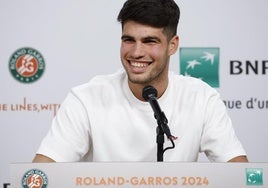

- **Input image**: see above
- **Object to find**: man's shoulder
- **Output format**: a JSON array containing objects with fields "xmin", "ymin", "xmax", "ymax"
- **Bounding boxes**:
[
  {"xmin": 72, "ymin": 69, "xmax": 125, "ymax": 94},
  {"xmin": 169, "ymin": 73, "xmax": 218, "ymax": 96},
  {"xmin": 170, "ymin": 73, "xmax": 209, "ymax": 88}
]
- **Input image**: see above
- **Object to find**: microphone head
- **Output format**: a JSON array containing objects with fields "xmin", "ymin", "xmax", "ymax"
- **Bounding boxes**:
[{"xmin": 142, "ymin": 85, "xmax": 158, "ymax": 101}]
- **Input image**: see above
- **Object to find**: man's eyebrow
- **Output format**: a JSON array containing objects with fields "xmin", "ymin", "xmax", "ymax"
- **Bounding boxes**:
[
  {"xmin": 121, "ymin": 35, "xmax": 161, "ymax": 42},
  {"xmin": 121, "ymin": 35, "xmax": 134, "ymax": 40},
  {"xmin": 142, "ymin": 36, "xmax": 161, "ymax": 42}
]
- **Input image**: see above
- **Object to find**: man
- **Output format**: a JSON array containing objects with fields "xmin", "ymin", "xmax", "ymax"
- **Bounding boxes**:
[{"xmin": 33, "ymin": 0, "xmax": 248, "ymax": 162}]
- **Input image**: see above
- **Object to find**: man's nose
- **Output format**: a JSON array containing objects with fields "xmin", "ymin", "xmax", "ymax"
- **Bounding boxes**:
[{"xmin": 131, "ymin": 42, "xmax": 146, "ymax": 57}]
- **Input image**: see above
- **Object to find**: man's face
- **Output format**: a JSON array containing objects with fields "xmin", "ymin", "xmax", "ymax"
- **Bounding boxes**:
[{"xmin": 120, "ymin": 21, "xmax": 176, "ymax": 86}]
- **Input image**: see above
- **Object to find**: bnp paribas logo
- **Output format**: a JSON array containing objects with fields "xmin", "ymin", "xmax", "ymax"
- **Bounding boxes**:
[
  {"xmin": 180, "ymin": 47, "xmax": 220, "ymax": 88},
  {"xmin": 246, "ymin": 168, "xmax": 263, "ymax": 186}
]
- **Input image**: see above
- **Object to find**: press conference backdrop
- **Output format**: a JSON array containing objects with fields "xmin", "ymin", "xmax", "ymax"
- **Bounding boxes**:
[{"xmin": 0, "ymin": 0, "xmax": 267, "ymax": 186}]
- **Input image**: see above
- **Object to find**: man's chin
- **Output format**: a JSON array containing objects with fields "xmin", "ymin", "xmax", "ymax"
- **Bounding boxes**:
[
  {"xmin": 128, "ymin": 76, "xmax": 151, "ymax": 85},
  {"xmin": 125, "ymin": 69, "xmax": 153, "ymax": 85}
]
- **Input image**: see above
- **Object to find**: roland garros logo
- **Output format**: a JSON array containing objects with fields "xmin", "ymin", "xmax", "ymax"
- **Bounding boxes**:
[
  {"xmin": 22, "ymin": 169, "xmax": 48, "ymax": 188},
  {"xmin": 9, "ymin": 47, "xmax": 45, "ymax": 83}
]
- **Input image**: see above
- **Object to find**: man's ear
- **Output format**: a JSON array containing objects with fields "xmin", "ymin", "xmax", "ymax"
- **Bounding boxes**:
[{"xmin": 168, "ymin": 35, "xmax": 179, "ymax": 56}]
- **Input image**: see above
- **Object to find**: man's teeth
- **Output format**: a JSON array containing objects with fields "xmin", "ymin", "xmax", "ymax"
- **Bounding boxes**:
[{"xmin": 131, "ymin": 62, "xmax": 148, "ymax": 68}]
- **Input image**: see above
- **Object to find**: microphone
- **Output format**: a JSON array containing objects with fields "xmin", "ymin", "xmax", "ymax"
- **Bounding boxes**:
[{"xmin": 142, "ymin": 85, "xmax": 172, "ymax": 138}]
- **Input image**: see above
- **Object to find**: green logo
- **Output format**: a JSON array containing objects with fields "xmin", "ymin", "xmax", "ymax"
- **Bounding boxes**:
[
  {"xmin": 9, "ymin": 47, "xmax": 45, "ymax": 83},
  {"xmin": 246, "ymin": 168, "xmax": 263, "ymax": 186},
  {"xmin": 180, "ymin": 47, "xmax": 220, "ymax": 88}
]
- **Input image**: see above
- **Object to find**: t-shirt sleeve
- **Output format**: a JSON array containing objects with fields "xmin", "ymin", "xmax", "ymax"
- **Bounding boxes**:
[
  {"xmin": 200, "ymin": 88, "xmax": 247, "ymax": 162},
  {"xmin": 36, "ymin": 91, "xmax": 91, "ymax": 162}
]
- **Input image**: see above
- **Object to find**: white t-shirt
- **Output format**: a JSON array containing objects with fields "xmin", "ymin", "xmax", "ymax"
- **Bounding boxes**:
[{"xmin": 37, "ymin": 69, "xmax": 246, "ymax": 162}]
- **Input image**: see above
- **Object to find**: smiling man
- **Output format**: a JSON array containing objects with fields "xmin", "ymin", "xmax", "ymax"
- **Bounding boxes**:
[
  {"xmin": 33, "ymin": 0, "xmax": 248, "ymax": 163},
  {"xmin": 120, "ymin": 20, "xmax": 178, "ymax": 101}
]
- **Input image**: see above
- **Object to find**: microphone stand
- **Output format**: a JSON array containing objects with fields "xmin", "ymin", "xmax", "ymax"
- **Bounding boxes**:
[
  {"xmin": 155, "ymin": 111, "xmax": 175, "ymax": 162},
  {"xmin": 156, "ymin": 125, "xmax": 165, "ymax": 161}
]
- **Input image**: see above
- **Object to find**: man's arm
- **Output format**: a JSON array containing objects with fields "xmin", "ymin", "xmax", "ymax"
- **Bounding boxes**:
[
  {"xmin": 228, "ymin": 155, "xmax": 248, "ymax": 162},
  {"xmin": 32, "ymin": 154, "xmax": 55, "ymax": 163}
]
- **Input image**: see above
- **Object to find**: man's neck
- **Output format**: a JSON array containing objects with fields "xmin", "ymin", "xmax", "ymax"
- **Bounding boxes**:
[{"xmin": 128, "ymin": 78, "xmax": 169, "ymax": 101}]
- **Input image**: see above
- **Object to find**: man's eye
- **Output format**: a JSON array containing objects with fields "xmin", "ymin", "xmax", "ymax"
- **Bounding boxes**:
[
  {"xmin": 143, "ymin": 40, "xmax": 158, "ymax": 45},
  {"xmin": 143, "ymin": 38, "xmax": 159, "ymax": 44},
  {"xmin": 145, "ymin": 40, "xmax": 156, "ymax": 43}
]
